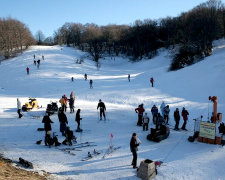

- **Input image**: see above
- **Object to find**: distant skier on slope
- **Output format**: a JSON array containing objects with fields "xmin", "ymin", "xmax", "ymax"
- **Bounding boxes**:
[
  {"xmin": 150, "ymin": 77, "xmax": 154, "ymax": 87},
  {"xmin": 128, "ymin": 74, "xmax": 130, "ymax": 82},
  {"xmin": 84, "ymin": 73, "xmax": 87, "ymax": 80},
  {"xmin": 97, "ymin": 99, "xmax": 106, "ymax": 120},
  {"xmin": 89, "ymin": 79, "xmax": 93, "ymax": 88},
  {"xmin": 26, "ymin": 67, "xmax": 29, "ymax": 75}
]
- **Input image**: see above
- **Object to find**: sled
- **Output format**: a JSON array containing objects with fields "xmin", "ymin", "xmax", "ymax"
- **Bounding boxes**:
[{"xmin": 147, "ymin": 125, "xmax": 170, "ymax": 142}]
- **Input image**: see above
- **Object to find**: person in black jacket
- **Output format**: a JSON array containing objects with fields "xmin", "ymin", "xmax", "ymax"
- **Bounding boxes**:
[
  {"xmin": 130, "ymin": 133, "xmax": 140, "ymax": 168},
  {"xmin": 97, "ymin": 99, "xmax": 106, "ymax": 120},
  {"xmin": 42, "ymin": 113, "xmax": 53, "ymax": 135},
  {"xmin": 75, "ymin": 109, "xmax": 82, "ymax": 130},
  {"xmin": 62, "ymin": 127, "xmax": 74, "ymax": 145},
  {"xmin": 58, "ymin": 108, "xmax": 68, "ymax": 136},
  {"xmin": 174, "ymin": 108, "xmax": 180, "ymax": 130}
]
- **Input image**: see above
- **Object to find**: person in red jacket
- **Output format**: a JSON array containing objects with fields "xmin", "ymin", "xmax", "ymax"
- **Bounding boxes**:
[
  {"xmin": 150, "ymin": 77, "xmax": 154, "ymax": 87},
  {"xmin": 181, "ymin": 107, "xmax": 189, "ymax": 130},
  {"xmin": 26, "ymin": 67, "xmax": 29, "ymax": 75},
  {"xmin": 135, "ymin": 104, "xmax": 145, "ymax": 126}
]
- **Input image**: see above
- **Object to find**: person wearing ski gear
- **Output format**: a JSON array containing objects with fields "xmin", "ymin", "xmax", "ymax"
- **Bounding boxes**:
[
  {"xmin": 17, "ymin": 98, "xmax": 23, "ymax": 118},
  {"xmin": 69, "ymin": 91, "xmax": 75, "ymax": 113},
  {"xmin": 71, "ymin": 77, "xmax": 74, "ymax": 82},
  {"xmin": 135, "ymin": 104, "xmax": 145, "ymax": 126},
  {"xmin": 58, "ymin": 109, "xmax": 68, "ymax": 136},
  {"xmin": 26, "ymin": 67, "xmax": 29, "ymax": 75},
  {"xmin": 174, "ymin": 108, "xmax": 180, "ymax": 130},
  {"xmin": 33, "ymin": 54, "xmax": 35, "ymax": 59},
  {"xmin": 163, "ymin": 105, "xmax": 170, "ymax": 124},
  {"xmin": 59, "ymin": 95, "xmax": 68, "ymax": 112},
  {"xmin": 156, "ymin": 113, "xmax": 165, "ymax": 130},
  {"xmin": 181, "ymin": 107, "xmax": 189, "ymax": 130},
  {"xmin": 97, "ymin": 99, "xmax": 106, "ymax": 120},
  {"xmin": 128, "ymin": 74, "xmax": 130, "ymax": 82},
  {"xmin": 160, "ymin": 102, "xmax": 165, "ymax": 116},
  {"xmin": 42, "ymin": 55, "xmax": 44, "ymax": 60},
  {"xmin": 130, "ymin": 133, "xmax": 140, "ymax": 169},
  {"xmin": 75, "ymin": 109, "xmax": 82, "ymax": 130},
  {"xmin": 151, "ymin": 105, "xmax": 158, "ymax": 124},
  {"xmin": 150, "ymin": 77, "xmax": 154, "ymax": 87},
  {"xmin": 89, "ymin": 79, "xmax": 93, "ymax": 88},
  {"xmin": 84, "ymin": 73, "xmax": 87, "ymax": 80},
  {"xmin": 62, "ymin": 126, "xmax": 74, "ymax": 145},
  {"xmin": 34, "ymin": 60, "xmax": 36, "ymax": 65},
  {"xmin": 42, "ymin": 113, "xmax": 53, "ymax": 135},
  {"xmin": 142, "ymin": 112, "xmax": 150, "ymax": 131}
]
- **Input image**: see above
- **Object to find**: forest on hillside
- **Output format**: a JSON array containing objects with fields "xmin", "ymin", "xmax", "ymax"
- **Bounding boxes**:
[
  {"xmin": 53, "ymin": 0, "xmax": 225, "ymax": 70},
  {"xmin": 0, "ymin": 18, "xmax": 35, "ymax": 59}
]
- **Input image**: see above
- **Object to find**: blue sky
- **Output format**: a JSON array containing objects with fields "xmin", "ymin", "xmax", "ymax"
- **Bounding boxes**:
[{"xmin": 0, "ymin": 0, "xmax": 221, "ymax": 38}]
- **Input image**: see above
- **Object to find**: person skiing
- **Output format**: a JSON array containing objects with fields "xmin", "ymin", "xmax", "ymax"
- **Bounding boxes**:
[
  {"xmin": 142, "ymin": 112, "xmax": 150, "ymax": 131},
  {"xmin": 135, "ymin": 104, "xmax": 145, "ymax": 126},
  {"xmin": 42, "ymin": 113, "xmax": 54, "ymax": 135},
  {"xmin": 174, "ymin": 108, "xmax": 180, "ymax": 130},
  {"xmin": 160, "ymin": 102, "xmax": 165, "ymax": 117},
  {"xmin": 128, "ymin": 74, "xmax": 130, "ymax": 82},
  {"xmin": 58, "ymin": 108, "xmax": 68, "ymax": 136},
  {"xmin": 150, "ymin": 77, "xmax": 154, "ymax": 87},
  {"xmin": 97, "ymin": 99, "xmax": 106, "ymax": 120},
  {"xmin": 181, "ymin": 107, "xmax": 189, "ymax": 130},
  {"xmin": 33, "ymin": 54, "xmax": 35, "ymax": 59},
  {"xmin": 130, "ymin": 133, "xmax": 140, "ymax": 169},
  {"xmin": 34, "ymin": 60, "xmax": 36, "ymax": 65},
  {"xmin": 89, "ymin": 79, "xmax": 93, "ymax": 88},
  {"xmin": 17, "ymin": 98, "xmax": 23, "ymax": 118},
  {"xmin": 163, "ymin": 105, "xmax": 170, "ymax": 124},
  {"xmin": 69, "ymin": 91, "xmax": 75, "ymax": 113},
  {"xmin": 75, "ymin": 109, "xmax": 82, "ymax": 130},
  {"xmin": 151, "ymin": 105, "xmax": 158, "ymax": 124},
  {"xmin": 71, "ymin": 77, "xmax": 74, "ymax": 82},
  {"xmin": 84, "ymin": 73, "xmax": 87, "ymax": 80},
  {"xmin": 42, "ymin": 55, "xmax": 44, "ymax": 60},
  {"xmin": 26, "ymin": 67, "xmax": 29, "ymax": 75},
  {"xmin": 59, "ymin": 95, "xmax": 68, "ymax": 112}
]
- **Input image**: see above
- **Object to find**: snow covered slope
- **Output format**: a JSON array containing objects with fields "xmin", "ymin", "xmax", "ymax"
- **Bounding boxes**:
[{"xmin": 0, "ymin": 43, "xmax": 224, "ymax": 180}]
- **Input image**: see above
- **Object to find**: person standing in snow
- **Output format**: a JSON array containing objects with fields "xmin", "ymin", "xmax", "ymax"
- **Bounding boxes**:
[
  {"xmin": 160, "ymin": 102, "xmax": 165, "ymax": 117},
  {"xmin": 84, "ymin": 73, "xmax": 87, "ymax": 80},
  {"xmin": 156, "ymin": 113, "xmax": 165, "ymax": 130},
  {"xmin": 33, "ymin": 54, "xmax": 35, "ymax": 59},
  {"xmin": 130, "ymin": 133, "xmax": 140, "ymax": 169},
  {"xmin": 174, "ymin": 108, "xmax": 180, "ymax": 130},
  {"xmin": 58, "ymin": 108, "xmax": 68, "ymax": 136},
  {"xmin": 17, "ymin": 98, "xmax": 23, "ymax": 118},
  {"xmin": 151, "ymin": 105, "xmax": 158, "ymax": 124},
  {"xmin": 181, "ymin": 107, "xmax": 189, "ymax": 130},
  {"xmin": 26, "ymin": 67, "xmax": 29, "ymax": 75},
  {"xmin": 59, "ymin": 95, "xmax": 68, "ymax": 112},
  {"xmin": 128, "ymin": 74, "xmax": 130, "ymax": 82},
  {"xmin": 71, "ymin": 77, "xmax": 74, "ymax": 82},
  {"xmin": 150, "ymin": 77, "xmax": 154, "ymax": 87},
  {"xmin": 163, "ymin": 105, "xmax": 170, "ymax": 124},
  {"xmin": 69, "ymin": 91, "xmax": 75, "ymax": 113},
  {"xmin": 142, "ymin": 112, "xmax": 150, "ymax": 131},
  {"xmin": 89, "ymin": 79, "xmax": 93, "ymax": 88},
  {"xmin": 135, "ymin": 104, "xmax": 145, "ymax": 126},
  {"xmin": 42, "ymin": 55, "xmax": 44, "ymax": 60},
  {"xmin": 75, "ymin": 109, "xmax": 82, "ymax": 130},
  {"xmin": 97, "ymin": 99, "xmax": 106, "ymax": 120},
  {"xmin": 42, "ymin": 113, "xmax": 54, "ymax": 135}
]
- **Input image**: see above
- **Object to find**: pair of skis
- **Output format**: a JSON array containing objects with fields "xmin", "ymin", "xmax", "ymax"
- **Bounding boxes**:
[
  {"xmin": 102, "ymin": 145, "xmax": 121, "ymax": 159},
  {"xmin": 81, "ymin": 149, "xmax": 101, "ymax": 161}
]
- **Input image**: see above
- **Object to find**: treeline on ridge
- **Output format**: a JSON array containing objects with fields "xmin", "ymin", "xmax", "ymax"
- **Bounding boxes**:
[
  {"xmin": 0, "ymin": 17, "xmax": 35, "ymax": 59},
  {"xmin": 54, "ymin": 0, "xmax": 225, "ymax": 70}
]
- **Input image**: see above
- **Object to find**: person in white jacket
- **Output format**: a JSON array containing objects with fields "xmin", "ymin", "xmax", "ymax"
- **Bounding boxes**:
[
  {"xmin": 160, "ymin": 101, "xmax": 165, "ymax": 117},
  {"xmin": 17, "ymin": 98, "xmax": 23, "ymax": 118},
  {"xmin": 142, "ymin": 112, "xmax": 150, "ymax": 131}
]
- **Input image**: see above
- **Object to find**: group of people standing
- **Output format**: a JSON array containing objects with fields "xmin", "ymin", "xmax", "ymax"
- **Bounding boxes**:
[
  {"xmin": 134, "ymin": 102, "xmax": 189, "ymax": 131},
  {"xmin": 59, "ymin": 92, "xmax": 75, "ymax": 113}
]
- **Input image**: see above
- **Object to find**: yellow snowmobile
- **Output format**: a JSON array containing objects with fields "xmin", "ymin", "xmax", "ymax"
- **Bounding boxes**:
[{"xmin": 22, "ymin": 98, "xmax": 39, "ymax": 112}]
